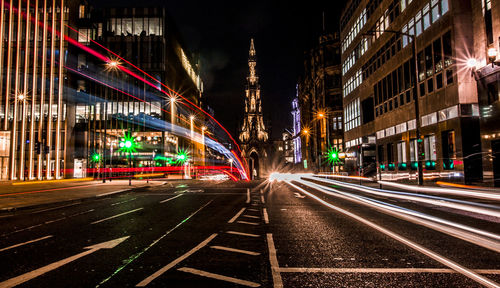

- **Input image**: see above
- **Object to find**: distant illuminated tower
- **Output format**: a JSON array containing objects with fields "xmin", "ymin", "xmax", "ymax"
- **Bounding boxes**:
[
  {"xmin": 239, "ymin": 38, "xmax": 268, "ymax": 143},
  {"xmin": 239, "ymin": 39, "xmax": 269, "ymax": 179}
]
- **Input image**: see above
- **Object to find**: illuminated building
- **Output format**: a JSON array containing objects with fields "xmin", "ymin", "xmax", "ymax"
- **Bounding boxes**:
[
  {"xmin": 297, "ymin": 32, "xmax": 343, "ymax": 172},
  {"xmin": 0, "ymin": 1, "xmax": 204, "ymax": 180},
  {"xmin": 340, "ymin": 0, "xmax": 483, "ymax": 184},
  {"xmin": 470, "ymin": 0, "xmax": 500, "ymax": 186},
  {"xmin": 70, "ymin": 3, "xmax": 205, "ymax": 179},
  {"xmin": 291, "ymin": 95, "xmax": 302, "ymax": 164},
  {"xmin": 0, "ymin": 0, "xmax": 72, "ymax": 180},
  {"xmin": 239, "ymin": 38, "xmax": 269, "ymax": 179}
]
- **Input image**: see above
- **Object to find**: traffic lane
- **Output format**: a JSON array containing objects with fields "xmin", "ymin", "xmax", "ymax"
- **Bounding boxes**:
[
  {"xmin": 267, "ymin": 182, "xmax": 441, "ymax": 269},
  {"xmin": 267, "ymin": 182, "xmax": 500, "ymax": 287},
  {"xmin": 287, "ymin": 181, "xmax": 500, "ymax": 270},
  {"xmin": 303, "ymin": 177, "xmax": 500, "ymax": 238},
  {"xmin": 153, "ymin": 190, "xmax": 269, "ymax": 288},
  {"xmin": 8, "ymin": 192, "xmax": 250, "ymax": 287},
  {"xmin": 0, "ymin": 191, "xmax": 207, "ymax": 283},
  {"xmin": 281, "ymin": 272, "xmax": 492, "ymax": 288}
]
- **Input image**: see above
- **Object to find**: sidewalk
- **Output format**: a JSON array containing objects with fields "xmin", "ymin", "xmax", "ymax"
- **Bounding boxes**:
[{"xmin": 0, "ymin": 179, "xmax": 166, "ymax": 213}]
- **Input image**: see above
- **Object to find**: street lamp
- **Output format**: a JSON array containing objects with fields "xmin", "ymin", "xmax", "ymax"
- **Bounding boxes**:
[
  {"xmin": 364, "ymin": 30, "xmax": 424, "ymax": 185},
  {"xmin": 487, "ymin": 47, "xmax": 497, "ymax": 67}
]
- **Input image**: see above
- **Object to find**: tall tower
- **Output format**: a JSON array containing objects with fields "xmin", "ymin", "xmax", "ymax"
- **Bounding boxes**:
[
  {"xmin": 239, "ymin": 39, "xmax": 269, "ymax": 179},
  {"xmin": 239, "ymin": 39, "xmax": 268, "ymax": 143}
]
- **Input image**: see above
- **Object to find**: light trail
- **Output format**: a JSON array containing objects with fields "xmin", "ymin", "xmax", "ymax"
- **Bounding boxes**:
[
  {"xmin": 377, "ymin": 180, "xmax": 500, "ymax": 201},
  {"xmin": 285, "ymin": 180, "xmax": 500, "ymax": 288},
  {"xmin": 65, "ymin": 23, "xmax": 249, "ymax": 178},
  {"xmin": 65, "ymin": 67, "xmax": 247, "ymax": 179},
  {"xmin": 309, "ymin": 176, "xmax": 500, "ymax": 219},
  {"xmin": 10, "ymin": 4, "xmax": 249, "ymax": 180},
  {"xmin": 295, "ymin": 178, "xmax": 500, "ymax": 253}
]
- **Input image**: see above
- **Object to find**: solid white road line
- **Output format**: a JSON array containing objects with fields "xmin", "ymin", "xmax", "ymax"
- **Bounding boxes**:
[
  {"xmin": 286, "ymin": 181, "xmax": 500, "ymax": 288},
  {"xmin": 266, "ymin": 233, "xmax": 283, "ymax": 288},
  {"xmin": 278, "ymin": 267, "xmax": 500, "ymax": 274},
  {"xmin": 159, "ymin": 194, "xmax": 183, "ymax": 203},
  {"xmin": 178, "ymin": 267, "xmax": 261, "ymax": 287},
  {"xmin": 228, "ymin": 208, "xmax": 246, "ymax": 223},
  {"xmin": 0, "ymin": 235, "xmax": 53, "ymax": 253},
  {"xmin": 263, "ymin": 208, "xmax": 269, "ymax": 224},
  {"xmin": 237, "ymin": 221, "xmax": 259, "ymax": 226},
  {"xmin": 226, "ymin": 231, "xmax": 260, "ymax": 238},
  {"xmin": 243, "ymin": 214, "xmax": 260, "ymax": 219},
  {"xmin": 91, "ymin": 208, "xmax": 143, "ymax": 225},
  {"xmin": 210, "ymin": 245, "xmax": 260, "ymax": 256},
  {"xmin": 248, "ymin": 208, "xmax": 259, "ymax": 212},
  {"xmin": 136, "ymin": 234, "xmax": 217, "ymax": 287}
]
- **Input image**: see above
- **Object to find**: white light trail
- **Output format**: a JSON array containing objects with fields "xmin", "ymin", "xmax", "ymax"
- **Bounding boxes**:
[{"xmin": 285, "ymin": 180, "xmax": 500, "ymax": 288}]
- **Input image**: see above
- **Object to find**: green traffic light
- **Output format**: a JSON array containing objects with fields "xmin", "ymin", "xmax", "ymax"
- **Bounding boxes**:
[
  {"xmin": 91, "ymin": 152, "xmax": 101, "ymax": 163},
  {"xmin": 325, "ymin": 147, "xmax": 341, "ymax": 166},
  {"xmin": 175, "ymin": 148, "xmax": 190, "ymax": 165}
]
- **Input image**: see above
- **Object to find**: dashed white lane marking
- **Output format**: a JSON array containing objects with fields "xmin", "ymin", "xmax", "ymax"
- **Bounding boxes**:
[
  {"xmin": 136, "ymin": 233, "xmax": 217, "ymax": 287},
  {"xmin": 44, "ymin": 217, "xmax": 65, "ymax": 224},
  {"xmin": 0, "ymin": 235, "xmax": 53, "ymax": 252},
  {"xmin": 178, "ymin": 267, "xmax": 261, "ymax": 287},
  {"xmin": 111, "ymin": 198, "xmax": 137, "ymax": 206},
  {"xmin": 263, "ymin": 208, "xmax": 269, "ymax": 224},
  {"xmin": 251, "ymin": 203, "xmax": 259, "ymax": 206},
  {"xmin": 237, "ymin": 221, "xmax": 259, "ymax": 226},
  {"xmin": 159, "ymin": 194, "xmax": 183, "ymax": 203},
  {"xmin": 97, "ymin": 189, "xmax": 130, "ymax": 197},
  {"xmin": 228, "ymin": 208, "xmax": 246, "ymax": 223},
  {"xmin": 226, "ymin": 231, "xmax": 260, "ymax": 238},
  {"xmin": 261, "ymin": 195, "xmax": 265, "ymax": 204},
  {"xmin": 266, "ymin": 233, "xmax": 283, "ymax": 288},
  {"xmin": 210, "ymin": 245, "xmax": 260, "ymax": 256},
  {"xmin": 248, "ymin": 208, "xmax": 259, "ymax": 212},
  {"xmin": 91, "ymin": 208, "xmax": 143, "ymax": 225},
  {"xmin": 246, "ymin": 188, "xmax": 251, "ymax": 203},
  {"xmin": 278, "ymin": 267, "xmax": 500, "ymax": 274},
  {"xmin": 243, "ymin": 214, "xmax": 260, "ymax": 219}
]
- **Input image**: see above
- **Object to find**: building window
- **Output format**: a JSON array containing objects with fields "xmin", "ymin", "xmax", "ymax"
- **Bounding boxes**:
[
  {"xmin": 482, "ymin": 0, "xmax": 493, "ymax": 44},
  {"xmin": 424, "ymin": 135, "xmax": 436, "ymax": 161},
  {"xmin": 344, "ymin": 98, "xmax": 360, "ymax": 131},
  {"xmin": 397, "ymin": 141, "xmax": 407, "ymax": 163},
  {"xmin": 78, "ymin": 5, "xmax": 85, "ymax": 19}
]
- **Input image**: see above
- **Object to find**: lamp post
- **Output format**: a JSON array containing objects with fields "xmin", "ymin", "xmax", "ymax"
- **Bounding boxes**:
[{"xmin": 364, "ymin": 30, "xmax": 424, "ymax": 185}]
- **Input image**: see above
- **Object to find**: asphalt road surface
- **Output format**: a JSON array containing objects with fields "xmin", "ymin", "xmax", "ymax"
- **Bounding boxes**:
[{"xmin": 1, "ymin": 177, "xmax": 499, "ymax": 287}]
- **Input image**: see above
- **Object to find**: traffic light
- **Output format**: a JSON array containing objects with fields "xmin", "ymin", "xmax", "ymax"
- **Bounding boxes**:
[
  {"xmin": 325, "ymin": 147, "xmax": 341, "ymax": 166},
  {"xmin": 119, "ymin": 133, "xmax": 137, "ymax": 153},
  {"xmin": 175, "ymin": 149, "xmax": 189, "ymax": 164},
  {"xmin": 91, "ymin": 152, "xmax": 101, "ymax": 163}
]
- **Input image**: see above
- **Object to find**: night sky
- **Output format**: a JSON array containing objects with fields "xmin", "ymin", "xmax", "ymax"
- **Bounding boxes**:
[{"xmin": 94, "ymin": 1, "xmax": 346, "ymax": 140}]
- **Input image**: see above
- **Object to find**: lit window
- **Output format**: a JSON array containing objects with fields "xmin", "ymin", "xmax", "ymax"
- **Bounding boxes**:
[{"xmin": 78, "ymin": 5, "xmax": 85, "ymax": 19}]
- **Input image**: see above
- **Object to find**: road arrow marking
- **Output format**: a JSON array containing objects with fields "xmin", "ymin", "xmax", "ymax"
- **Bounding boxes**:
[{"xmin": 0, "ymin": 236, "xmax": 129, "ymax": 288}]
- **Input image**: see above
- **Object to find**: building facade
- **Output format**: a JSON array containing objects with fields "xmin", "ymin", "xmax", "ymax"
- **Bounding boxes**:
[
  {"xmin": 239, "ymin": 38, "xmax": 269, "ymax": 179},
  {"xmin": 340, "ymin": 0, "xmax": 483, "ymax": 183},
  {"xmin": 297, "ymin": 32, "xmax": 343, "ymax": 173},
  {"xmin": 470, "ymin": 0, "xmax": 500, "ymax": 186},
  {"xmin": 72, "ymin": 4, "xmax": 204, "ymax": 180},
  {"xmin": 0, "ymin": 0, "xmax": 76, "ymax": 180},
  {"xmin": 0, "ymin": 1, "xmax": 204, "ymax": 180}
]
